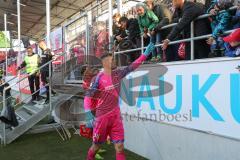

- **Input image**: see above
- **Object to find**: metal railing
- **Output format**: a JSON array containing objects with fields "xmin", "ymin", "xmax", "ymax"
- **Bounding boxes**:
[
  {"xmin": 0, "ymin": 51, "xmax": 67, "ymax": 145},
  {"xmin": 114, "ymin": 6, "xmax": 238, "ymax": 61},
  {"xmin": 0, "ymin": 57, "xmax": 33, "ymax": 88}
]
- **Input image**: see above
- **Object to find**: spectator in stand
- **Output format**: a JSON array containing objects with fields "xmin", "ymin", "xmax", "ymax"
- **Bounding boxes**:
[
  {"xmin": 118, "ymin": 16, "xmax": 141, "ymax": 48},
  {"xmin": 222, "ymin": 28, "xmax": 240, "ymax": 57},
  {"xmin": 162, "ymin": 6, "xmax": 183, "ymax": 62},
  {"xmin": 113, "ymin": 13, "xmax": 124, "ymax": 46},
  {"xmin": 136, "ymin": 3, "xmax": 159, "ymax": 57},
  {"xmin": 206, "ymin": 0, "xmax": 233, "ymax": 49},
  {"xmin": 162, "ymin": 0, "xmax": 211, "ymax": 60},
  {"xmin": 172, "ymin": 6, "xmax": 182, "ymax": 23},
  {"xmin": 113, "ymin": 13, "xmax": 121, "ymax": 37},
  {"xmin": 232, "ymin": 0, "xmax": 240, "ymax": 29},
  {"xmin": 145, "ymin": 0, "xmax": 172, "ymax": 62},
  {"xmin": 117, "ymin": 16, "xmax": 142, "ymax": 63},
  {"xmin": 95, "ymin": 22, "xmax": 109, "ymax": 58}
]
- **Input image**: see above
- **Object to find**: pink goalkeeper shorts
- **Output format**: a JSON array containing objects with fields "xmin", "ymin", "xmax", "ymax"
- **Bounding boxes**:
[{"xmin": 92, "ymin": 108, "xmax": 124, "ymax": 144}]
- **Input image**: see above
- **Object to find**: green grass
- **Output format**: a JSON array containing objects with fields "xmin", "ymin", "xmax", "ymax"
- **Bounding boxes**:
[{"xmin": 0, "ymin": 131, "xmax": 148, "ymax": 160}]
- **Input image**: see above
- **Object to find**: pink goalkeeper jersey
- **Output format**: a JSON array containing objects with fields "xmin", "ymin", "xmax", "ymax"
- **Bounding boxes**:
[{"xmin": 85, "ymin": 54, "xmax": 147, "ymax": 118}]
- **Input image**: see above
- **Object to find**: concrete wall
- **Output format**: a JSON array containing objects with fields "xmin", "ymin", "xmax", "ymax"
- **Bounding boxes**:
[{"xmin": 123, "ymin": 117, "xmax": 240, "ymax": 160}]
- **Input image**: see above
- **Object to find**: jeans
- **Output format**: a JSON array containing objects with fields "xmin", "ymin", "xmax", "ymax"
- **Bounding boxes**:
[{"xmin": 150, "ymin": 32, "xmax": 161, "ymax": 57}]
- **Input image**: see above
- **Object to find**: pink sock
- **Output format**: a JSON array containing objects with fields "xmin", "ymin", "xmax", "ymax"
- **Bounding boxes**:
[
  {"xmin": 116, "ymin": 152, "xmax": 126, "ymax": 160},
  {"xmin": 87, "ymin": 148, "xmax": 96, "ymax": 160}
]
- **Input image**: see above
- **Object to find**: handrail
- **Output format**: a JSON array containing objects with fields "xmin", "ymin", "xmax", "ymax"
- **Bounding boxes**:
[
  {"xmin": 115, "ymin": 6, "xmax": 238, "ymax": 55},
  {"xmin": 0, "ymin": 66, "xmax": 30, "ymax": 87},
  {"xmin": 1, "ymin": 76, "xmax": 17, "ymax": 87},
  {"xmin": 0, "ymin": 52, "xmax": 67, "ymax": 144},
  {"xmin": 161, "ymin": 6, "xmax": 237, "ymax": 30},
  {"xmin": 4, "ymin": 52, "xmax": 67, "ymax": 91},
  {"xmin": 114, "ymin": 29, "xmax": 234, "ymax": 55},
  {"xmin": 0, "ymin": 70, "xmax": 26, "ymax": 85}
]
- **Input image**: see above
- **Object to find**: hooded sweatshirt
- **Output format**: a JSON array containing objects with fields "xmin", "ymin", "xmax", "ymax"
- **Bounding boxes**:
[{"xmin": 136, "ymin": 3, "xmax": 159, "ymax": 33}]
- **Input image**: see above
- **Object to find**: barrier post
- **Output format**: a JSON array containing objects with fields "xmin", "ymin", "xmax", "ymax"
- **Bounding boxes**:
[
  {"xmin": 2, "ymin": 88, "xmax": 6, "ymax": 145},
  {"xmin": 49, "ymin": 63, "xmax": 52, "ymax": 112},
  {"xmin": 108, "ymin": 0, "xmax": 113, "ymax": 51},
  {"xmin": 190, "ymin": 21, "xmax": 194, "ymax": 60},
  {"xmin": 141, "ymin": 35, "xmax": 144, "ymax": 54},
  {"xmin": 4, "ymin": 13, "xmax": 8, "ymax": 76},
  {"xmin": 117, "ymin": 0, "xmax": 123, "ymax": 15},
  {"xmin": 86, "ymin": 14, "xmax": 89, "ymax": 64}
]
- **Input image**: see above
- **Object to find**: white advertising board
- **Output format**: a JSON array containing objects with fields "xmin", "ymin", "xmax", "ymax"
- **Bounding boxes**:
[{"xmin": 120, "ymin": 58, "xmax": 240, "ymax": 140}]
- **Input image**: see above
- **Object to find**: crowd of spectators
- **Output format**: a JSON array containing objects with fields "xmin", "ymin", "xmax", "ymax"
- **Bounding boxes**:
[{"xmin": 112, "ymin": 0, "xmax": 240, "ymax": 64}]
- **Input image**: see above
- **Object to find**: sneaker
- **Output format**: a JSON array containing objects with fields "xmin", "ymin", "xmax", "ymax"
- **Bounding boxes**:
[
  {"xmin": 97, "ymin": 149, "xmax": 107, "ymax": 154},
  {"xmin": 35, "ymin": 96, "xmax": 41, "ymax": 101},
  {"xmin": 44, "ymin": 99, "xmax": 49, "ymax": 104},
  {"xmin": 28, "ymin": 99, "xmax": 36, "ymax": 104},
  {"xmin": 95, "ymin": 154, "xmax": 104, "ymax": 160},
  {"xmin": 51, "ymin": 91, "xmax": 57, "ymax": 96},
  {"xmin": 47, "ymin": 119, "xmax": 56, "ymax": 124},
  {"xmin": 31, "ymin": 96, "xmax": 36, "ymax": 102},
  {"xmin": 156, "ymin": 55, "xmax": 161, "ymax": 62},
  {"xmin": 150, "ymin": 57, "xmax": 157, "ymax": 62}
]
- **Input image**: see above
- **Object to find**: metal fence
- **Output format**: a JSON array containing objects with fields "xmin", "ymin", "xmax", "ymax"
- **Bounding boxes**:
[
  {"xmin": 0, "ymin": 51, "xmax": 67, "ymax": 145},
  {"xmin": 114, "ymin": 6, "xmax": 238, "ymax": 61}
]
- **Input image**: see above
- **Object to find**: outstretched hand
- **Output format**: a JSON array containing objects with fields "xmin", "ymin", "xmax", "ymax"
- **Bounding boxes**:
[{"xmin": 143, "ymin": 42, "xmax": 155, "ymax": 57}]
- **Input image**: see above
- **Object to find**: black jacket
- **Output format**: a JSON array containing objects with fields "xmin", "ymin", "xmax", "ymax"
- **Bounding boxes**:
[
  {"xmin": 167, "ymin": 1, "xmax": 211, "ymax": 41},
  {"xmin": 153, "ymin": 4, "xmax": 172, "ymax": 30},
  {"xmin": 120, "ymin": 18, "xmax": 141, "ymax": 41},
  {"xmin": 126, "ymin": 18, "xmax": 141, "ymax": 41},
  {"xmin": 153, "ymin": 3, "xmax": 172, "ymax": 39},
  {"xmin": 172, "ymin": 8, "xmax": 182, "ymax": 23},
  {"xmin": 113, "ymin": 23, "xmax": 122, "ymax": 40},
  {"xmin": 40, "ymin": 50, "xmax": 53, "ymax": 72}
]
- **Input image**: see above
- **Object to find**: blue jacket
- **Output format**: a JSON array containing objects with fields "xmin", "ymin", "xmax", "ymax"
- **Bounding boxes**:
[
  {"xmin": 224, "ymin": 43, "xmax": 240, "ymax": 57},
  {"xmin": 207, "ymin": 2, "xmax": 232, "ymax": 38}
]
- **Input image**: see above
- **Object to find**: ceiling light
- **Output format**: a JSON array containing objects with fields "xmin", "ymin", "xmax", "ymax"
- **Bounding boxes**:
[
  {"xmin": 11, "ymin": 13, "xmax": 18, "ymax": 17},
  {"xmin": 20, "ymin": 3, "xmax": 27, "ymax": 7},
  {"xmin": 12, "ymin": 1, "xmax": 27, "ymax": 7},
  {"xmin": 7, "ymin": 22, "xmax": 15, "ymax": 25}
]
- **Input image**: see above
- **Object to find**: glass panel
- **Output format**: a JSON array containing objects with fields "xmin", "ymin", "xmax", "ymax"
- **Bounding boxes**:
[{"xmin": 65, "ymin": 17, "xmax": 87, "ymax": 82}]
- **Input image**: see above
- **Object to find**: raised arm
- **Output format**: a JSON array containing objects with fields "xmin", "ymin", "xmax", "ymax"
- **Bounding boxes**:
[{"xmin": 119, "ymin": 42, "xmax": 155, "ymax": 79}]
